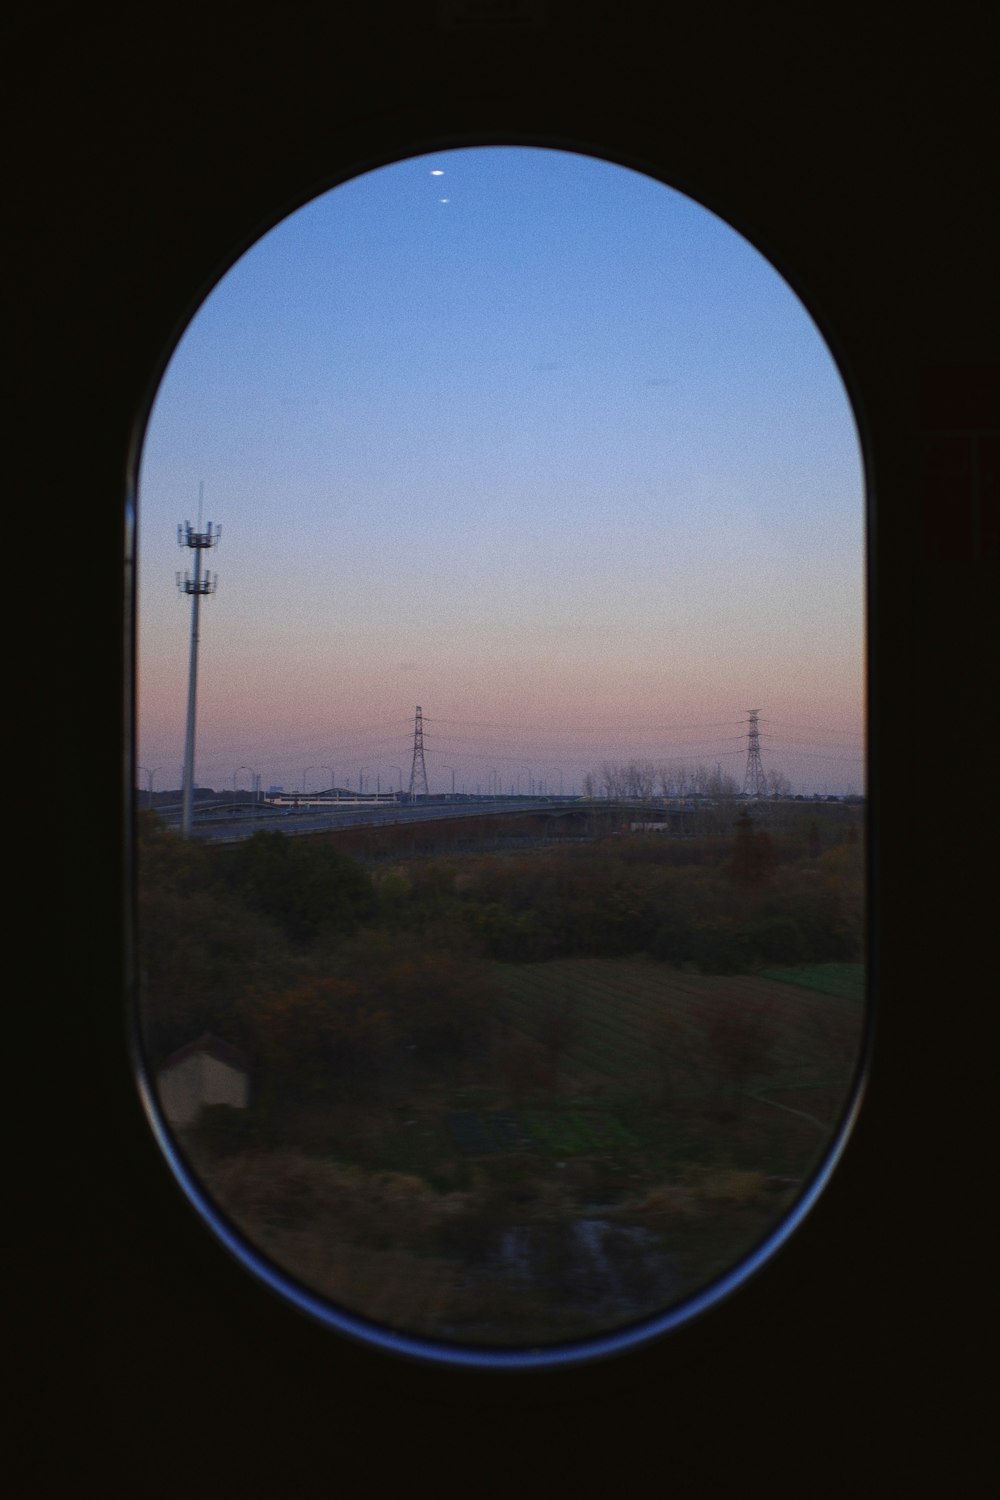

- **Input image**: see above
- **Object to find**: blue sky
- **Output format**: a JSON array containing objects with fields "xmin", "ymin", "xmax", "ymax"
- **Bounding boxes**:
[{"xmin": 137, "ymin": 146, "xmax": 865, "ymax": 796}]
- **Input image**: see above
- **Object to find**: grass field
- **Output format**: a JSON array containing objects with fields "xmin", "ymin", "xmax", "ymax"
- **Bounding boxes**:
[
  {"xmin": 755, "ymin": 962, "xmax": 865, "ymax": 1003},
  {"xmin": 186, "ymin": 954, "xmax": 867, "ymax": 1346},
  {"xmin": 492, "ymin": 957, "xmax": 863, "ymax": 1104},
  {"xmin": 146, "ymin": 805, "xmax": 867, "ymax": 1346}
]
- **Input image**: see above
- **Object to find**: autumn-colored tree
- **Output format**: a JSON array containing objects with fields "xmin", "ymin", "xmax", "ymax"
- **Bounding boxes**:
[
  {"xmin": 728, "ymin": 809, "xmax": 779, "ymax": 889},
  {"xmin": 704, "ymin": 995, "xmax": 776, "ymax": 1112},
  {"xmin": 643, "ymin": 1008, "xmax": 709, "ymax": 1106},
  {"xmin": 494, "ymin": 1027, "xmax": 549, "ymax": 1097},
  {"xmin": 246, "ymin": 975, "xmax": 393, "ymax": 1100},
  {"xmin": 334, "ymin": 929, "xmax": 496, "ymax": 1061},
  {"xmin": 817, "ymin": 840, "xmax": 865, "ymax": 959},
  {"xmin": 536, "ymin": 994, "xmax": 580, "ymax": 1090}
]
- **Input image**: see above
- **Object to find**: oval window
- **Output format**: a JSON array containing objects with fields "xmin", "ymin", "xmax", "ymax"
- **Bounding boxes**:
[{"xmin": 134, "ymin": 145, "xmax": 867, "ymax": 1366}]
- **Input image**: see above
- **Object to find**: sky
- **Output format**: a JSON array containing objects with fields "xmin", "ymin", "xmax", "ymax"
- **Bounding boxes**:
[{"xmin": 137, "ymin": 146, "xmax": 865, "ymax": 797}]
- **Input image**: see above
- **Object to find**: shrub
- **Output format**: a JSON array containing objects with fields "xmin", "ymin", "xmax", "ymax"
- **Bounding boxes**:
[
  {"xmin": 737, "ymin": 916, "xmax": 805, "ymax": 966},
  {"xmin": 690, "ymin": 919, "xmax": 752, "ymax": 974},
  {"xmin": 705, "ymin": 999, "xmax": 775, "ymax": 1093},
  {"xmin": 219, "ymin": 832, "xmax": 375, "ymax": 945},
  {"xmin": 245, "ymin": 976, "xmax": 394, "ymax": 1101},
  {"xmin": 728, "ymin": 811, "xmax": 779, "ymax": 889},
  {"xmin": 189, "ymin": 1103, "xmax": 261, "ymax": 1156},
  {"xmin": 334, "ymin": 930, "xmax": 499, "ymax": 1061}
]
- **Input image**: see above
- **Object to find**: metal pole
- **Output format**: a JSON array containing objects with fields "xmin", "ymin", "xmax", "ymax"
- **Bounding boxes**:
[
  {"xmin": 138, "ymin": 765, "xmax": 158, "ymax": 810},
  {"xmin": 177, "ymin": 504, "xmax": 219, "ymax": 838},
  {"xmin": 181, "ymin": 542, "xmax": 203, "ymax": 838}
]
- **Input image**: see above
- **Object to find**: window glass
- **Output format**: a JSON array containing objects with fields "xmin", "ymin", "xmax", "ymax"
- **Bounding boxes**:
[{"xmin": 136, "ymin": 146, "xmax": 866, "ymax": 1361}]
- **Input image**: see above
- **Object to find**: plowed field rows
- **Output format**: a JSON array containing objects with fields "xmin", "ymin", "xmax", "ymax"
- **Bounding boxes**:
[{"xmin": 493, "ymin": 959, "xmax": 863, "ymax": 1107}]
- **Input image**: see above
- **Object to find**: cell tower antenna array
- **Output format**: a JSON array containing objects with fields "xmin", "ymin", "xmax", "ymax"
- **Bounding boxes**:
[
  {"xmin": 408, "ymin": 705, "xmax": 430, "ymax": 799},
  {"xmin": 176, "ymin": 493, "xmax": 221, "ymax": 837},
  {"xmin": 742, "ymin": 708, "xmax": 767, "ymax": 797}
]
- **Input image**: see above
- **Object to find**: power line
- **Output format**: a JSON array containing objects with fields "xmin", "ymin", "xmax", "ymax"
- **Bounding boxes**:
[
  {"xmin": 425, "ymin": 716, "xmax": 746, "ymax": 735},
  {"xmin": 424, "ymin": 736, "xmax": 751, "ymax": 762},
  {"xmin": 764, "ymin": 720, "xmax": 865, "ymax": 738},
  {"xmin": 421, "ymin": 729, "xmax": 749, "ymax": 757},
  {"xmin": 225, "ymin": 722, "xmax": 411, "ymax": 759},
  {"xmin": 762, "ymin": 733, "xmax": 864, "ymax": 745},
  {"xmin": 771, "ymin": 750, "xmax": 864, "ymax": 763}
]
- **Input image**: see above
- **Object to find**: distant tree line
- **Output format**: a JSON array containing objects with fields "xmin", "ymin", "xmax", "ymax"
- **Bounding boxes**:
[
  {"xmin": 137, "ymin": 801, "xmax": 862, "ymax": 1112},
  {"xmin": 581, "ymin": 758, "xmax": 792, "ymax": 800}
]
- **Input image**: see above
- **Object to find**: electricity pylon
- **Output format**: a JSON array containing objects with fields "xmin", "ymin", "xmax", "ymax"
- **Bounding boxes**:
[
  {"xmin": 742, "ymin": 708, "xmax": 767, "ymax": 797},
  {"xmin": 408, "ymin": 705, "xmax": 430, "ymax": 799}
]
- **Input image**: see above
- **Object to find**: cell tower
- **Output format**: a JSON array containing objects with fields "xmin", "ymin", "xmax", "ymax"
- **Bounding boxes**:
[
  {"xmin": 408, "ymin": 705, "xmax": 430, "ymax": 799},
  {"xmin": 176, "ymin": 493, "xmax": 221, "ymax": 836},
  {"xmin": 742, "ymin": 708, "xmax": 767, "ymax": 797}
]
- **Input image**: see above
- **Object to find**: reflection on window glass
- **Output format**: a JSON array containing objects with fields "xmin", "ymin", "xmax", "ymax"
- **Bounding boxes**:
[{"xmin": 136, "ymin": 146, "xmax": 866, "ymax": 1353}]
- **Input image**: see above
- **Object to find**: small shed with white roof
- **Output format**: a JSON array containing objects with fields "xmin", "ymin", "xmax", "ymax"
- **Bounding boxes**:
[{"xmin": 156, "ymin": 1033, "xmax": 250, "ymax": 1129}]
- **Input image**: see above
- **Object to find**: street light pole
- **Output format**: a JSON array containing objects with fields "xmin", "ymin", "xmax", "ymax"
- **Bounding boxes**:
[
  {"xmin": 138, "ymin": 765, "xmax": 159, "ymax": 810},
  {"xmin": 233, "ymin": 765, "xmax": 256, "ymax": 822}
]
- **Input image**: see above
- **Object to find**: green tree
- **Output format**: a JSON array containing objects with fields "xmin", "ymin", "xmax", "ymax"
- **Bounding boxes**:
[
  {"xmin": 136, "ymin": 817, "xmax": 293, "ymax": 1060},
  {"xmin": 690, "ymin": 918, "xmax": 752, "ymax": 974},
  {"xmin": 220, "ymin": 831, "xmax": 375, "ymax": 945},
  {"xmin": 139, "ymin": 882, "xmax": 292, "ymax": 1059},
  {"xmin": 737, "ymin": 916, "xmax": 805, "ymax": 965}
]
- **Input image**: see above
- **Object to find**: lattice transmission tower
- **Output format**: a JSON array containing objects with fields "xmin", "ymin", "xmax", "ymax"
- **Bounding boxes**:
[
  {"xmin": 742, "ymin": 708, "xmax": 767, "ymax": 797},
  {"xmin": 176, "ymin": 490, "xmax": 221, "ymax": 837},
  {"xmin": 408, "ymin": 705, "xmax": 430, "ymax": 799}
]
